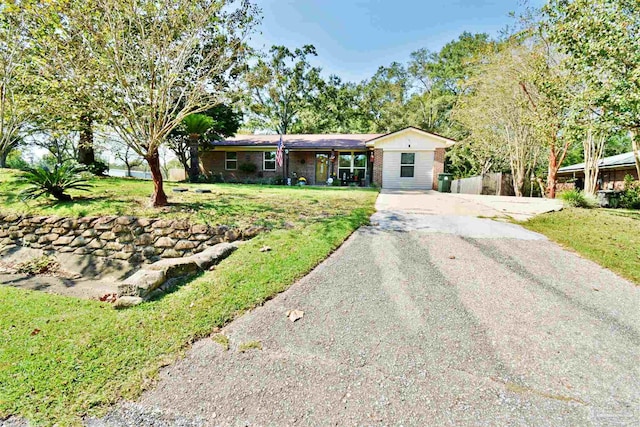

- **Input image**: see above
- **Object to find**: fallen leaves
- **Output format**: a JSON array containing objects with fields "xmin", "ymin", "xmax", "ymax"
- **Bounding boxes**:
[{"xmin": 287, "ymin": 309, "xmax": 304, "ymax": 322}]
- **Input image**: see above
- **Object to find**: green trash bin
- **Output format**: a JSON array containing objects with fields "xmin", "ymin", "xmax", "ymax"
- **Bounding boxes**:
[{"xmin": 438, "ymin": 173, "xmax": 454, "ymax": 193}]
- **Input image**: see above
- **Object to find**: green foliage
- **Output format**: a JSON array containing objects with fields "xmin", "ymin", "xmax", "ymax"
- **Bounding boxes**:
[
  {"xmin": 182, "ymin": 114, "xmax": 216, "ymax": 137},
  {"xmin": 559, "ymin": 189, "xmax": 597, "ymax": 209},
  {"xmin": 238, "ymin": 162, "xmax": 257, "ymax": 174},
  {"xmin": 15, "ymin": 256, "xmax": 58, "ymax": 275},
  {"xmin": 620, "ymin": 175, "xmax": 640, "ymax": 210},
  {"xmin": 86, "ymin": 160, "xmax": 109, "ymax": 176},
  {"xmin": 19, "ymin": 163, "xmax": 92, "ymax": 202},
  {"xmin": 246, "ymin": 45, "xmax": 322, "ymax": 134},
  {"xmin": 5, "ymin": 150, "xmax": 29, "ymax": 170},
  {"xmin": 238, "ymin": 340, "xmax": 262, "ymax": 353}
]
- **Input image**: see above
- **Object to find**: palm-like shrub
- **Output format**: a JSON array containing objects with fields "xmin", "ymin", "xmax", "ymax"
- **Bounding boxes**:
[
  {"xmin": 20, "ymin": 163, "xmax": 92, "ymax": 202},
  {"xmin": 182, "ymin": 114, "xmax": 215, "ymax": 182}
]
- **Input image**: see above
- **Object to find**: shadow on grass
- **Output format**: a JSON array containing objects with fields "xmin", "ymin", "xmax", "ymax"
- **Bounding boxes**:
[{"xmin": 607, "ymin": 209, "xmax": 640, "ymax": 221}]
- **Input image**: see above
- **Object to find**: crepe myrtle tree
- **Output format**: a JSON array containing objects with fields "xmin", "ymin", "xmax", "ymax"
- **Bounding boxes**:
[
  {"xmin": 42, "ymin": 0, "xmax": 259, "ymax": 206},
  {"xmin": 545, "ymin": 0, "xmax": 640, "ymax": 179}
]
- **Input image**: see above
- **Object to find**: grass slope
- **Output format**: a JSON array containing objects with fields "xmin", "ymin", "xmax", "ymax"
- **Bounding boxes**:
[
  {"xmin": 0, "ymin": 170, "xmax": 378, "ymax": 425},
  {"xmin": 522, "ymin": 208, "xmax": 640, "ymax": 284},
  {"xmin": 0, "ymin": 169, "xmax": 377, "ymax": 229}
]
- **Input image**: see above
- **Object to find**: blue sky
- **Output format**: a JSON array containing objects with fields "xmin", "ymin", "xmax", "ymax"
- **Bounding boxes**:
[{"xmin": 249, "ymin": 0, "xmax": 546, "ymax": 82}]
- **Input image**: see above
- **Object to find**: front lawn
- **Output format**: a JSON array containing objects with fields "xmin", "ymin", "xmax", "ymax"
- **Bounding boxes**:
[
  {"xmin": 0, "ymin": 169, "xmax": 376, "ymax": 229},
  {"xmin": 0, "ymin": 170, "xmax": 378, "ymax": 425},
  {"xmin": 522, "ymin": 208, "xmax": 640, "ymax": 284}
]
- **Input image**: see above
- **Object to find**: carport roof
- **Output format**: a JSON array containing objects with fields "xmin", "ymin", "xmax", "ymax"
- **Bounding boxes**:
[{"xmin": 558, "ymin": 151, "xmax": 639, "ymax": 173}]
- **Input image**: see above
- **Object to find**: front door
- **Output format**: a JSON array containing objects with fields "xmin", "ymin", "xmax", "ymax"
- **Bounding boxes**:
[{"xmin": 315, "ymin": 154, "xmax": 329, "ymax": 184}]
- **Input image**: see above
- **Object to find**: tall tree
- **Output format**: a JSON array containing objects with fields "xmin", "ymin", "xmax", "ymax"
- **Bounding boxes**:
[
  {"xmin": 453, "ymin": 45, "xmax": 542, "ymax": 196},
  {"xmin": 245, "ymin": 45, "xmax": 321, "ymax": 134},
  {"xmin": 0, "ymin": 3, "xmax": 31, "ymax": 168},
  {"xmin": 359, "ymin": 62, "xmax": 410, "ymax": 133},
  {"xmin": 516, "ymin": 41, "xmax": 575, "ymax": 198},
  {"xmin": 545, "ymin": 0, "xmax": 640, "ymax": 179},
  {"xmin": 37, "ymin": 0, "xmax": 259, "ymax": 206},
  {"xmin": 292, "ymin": 76, "xmax": 369, "ymax": 133},
  {"xmin": 24, "ymin": 0, "xmax": 104, "ymax": 169},
  {"xmin": 406, "ymin": 33, "xmax": 495, "ymax": 137}
]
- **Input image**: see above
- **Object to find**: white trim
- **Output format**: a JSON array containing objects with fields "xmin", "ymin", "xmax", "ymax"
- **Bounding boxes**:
[
  {"xmin": 263, "ymin": 151, "xmax": 276, "ymax": 171},
  {"xmin": 365, "ymin": 127, "xmax": 455, "ymax": 148},
  {"xmin": 225, "ymin": 152, "xmax": 237, "ymax": 170}
]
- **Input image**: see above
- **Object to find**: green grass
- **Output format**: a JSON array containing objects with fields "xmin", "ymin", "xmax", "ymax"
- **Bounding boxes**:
[
  {"xmin": 522, "ymin": 207, "xmax": 640, "ymax": 284},
  {"xmin": 0, "ymin": 169, "xmax": 378, "ymax": 425},
  {"xmin": 0, "ymin": 169, "xmax": 377, "ymax": 229}
]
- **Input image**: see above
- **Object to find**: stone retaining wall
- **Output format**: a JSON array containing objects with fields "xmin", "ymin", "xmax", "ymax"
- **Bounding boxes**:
[{"xmin": 0, "ymin": 213, "xmax": 260, "ymax": 264}]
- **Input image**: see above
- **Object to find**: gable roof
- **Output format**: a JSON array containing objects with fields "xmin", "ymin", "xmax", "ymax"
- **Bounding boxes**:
[
  {"xmin": 558, "ymin": 151, "xmax": 639, "ymax": 173},
  {"xmin": 365, "ymin": 126, "xmax": 457, "ymax": 147},
  {"xmin": 209, "ymin": 133, "xmax": 383, "ymax": 150}
]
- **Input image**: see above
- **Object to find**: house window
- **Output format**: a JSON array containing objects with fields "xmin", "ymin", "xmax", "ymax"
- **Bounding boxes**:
[
  {"xmin": 400, "ymin": 153, "xmax": 415, "ymax": 178},
  {"xmin": 338, "ymin": 152, "xmax": 367, "ymax": 181},
  {"xmin": 225, "ymin": 152, "xmax": 237, "ymax": 170},
  {"xmin": 263, "ymin": 151, "xmax": 276, "ymax": 171}
]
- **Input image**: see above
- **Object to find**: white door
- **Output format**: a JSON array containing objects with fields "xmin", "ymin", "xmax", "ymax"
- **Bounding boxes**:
[{"xmin": 382, "ymin": 150, "xmax": 434, "ymax": 189}]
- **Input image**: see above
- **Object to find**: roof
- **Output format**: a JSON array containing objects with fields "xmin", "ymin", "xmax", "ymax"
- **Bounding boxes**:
[
  {"xmin": 210, "ymin": 133, "xmax": 383, "ymax": 150},
  {"xmin": 558, "ymin": 151, "xmax": 639, "ymax": 173},
  {"xmin": 365, "ymin": 126, "xmax": 456, "ymax": 147},
  {"xmin": 209, "ymin": 127, "xmax": 458, "ymax": 150}
]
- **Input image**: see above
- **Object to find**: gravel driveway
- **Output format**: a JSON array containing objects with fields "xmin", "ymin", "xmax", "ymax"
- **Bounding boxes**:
[{"xmin": 90, "ymin": 196, "xmax": 639, "ymax": 426}]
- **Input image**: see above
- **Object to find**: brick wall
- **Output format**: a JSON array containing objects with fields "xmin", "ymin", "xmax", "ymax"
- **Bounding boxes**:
[
  {"xmin": 289, "ymin": 152, "xmax": 317, "ymax": 184},
  {"xmin": 373, "ymin": 149, "xmax": 383, "ymax": 187},
  {"xmin": 432, "ymin": 148, "xmax": 446, "ymax": 190},
  {"xmin": 557, "ymin": 167, "xmax": 638, "ymax": 192},
  {"xmin": 201, "ymin": 150, "xmax": 282, "ymax": 182}
]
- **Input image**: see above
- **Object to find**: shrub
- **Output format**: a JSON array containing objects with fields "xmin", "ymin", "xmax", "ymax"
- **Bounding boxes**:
[
  {"xmin": 20, "ymin": 163, "xmax": 92, "ymax": 202},
  {"xmin": 6, "ymin": 150, "xmax": 29, "ymax": 170},
  {"xmin": 86, "ymin": 160, "xmax": 109, "ymax": 176},
  {"xmin": 238, "ymin": 162, "xmax": 257, "ymax": 174},
  {"xmin": 620, "ymin": 174, "xmax": 640, "ymax": 209},
  {"xmin": 560, "ymin": 189, "xmax": 597, "ymax": 208},
  {"xmin": 15, "ymin": 256, "xmax": 59, "ymax": 275}
]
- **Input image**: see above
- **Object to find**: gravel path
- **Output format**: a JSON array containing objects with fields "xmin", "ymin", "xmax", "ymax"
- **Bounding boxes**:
[{"xmin": 89, "ymin": 214, "xmax": 640, "ymax": 426}]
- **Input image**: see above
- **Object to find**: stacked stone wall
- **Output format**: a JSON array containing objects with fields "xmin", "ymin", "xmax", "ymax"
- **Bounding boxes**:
[{"xmin": 0, "ymin": 214, "xmax": 259, "ymax": 263}]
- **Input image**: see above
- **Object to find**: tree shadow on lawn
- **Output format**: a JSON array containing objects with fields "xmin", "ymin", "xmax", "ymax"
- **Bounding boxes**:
[{"xmin": 607, "ymin": 209, "xmax": 640, "ymax": 221}]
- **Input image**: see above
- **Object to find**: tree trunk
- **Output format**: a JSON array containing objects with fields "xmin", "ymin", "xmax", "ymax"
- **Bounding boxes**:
[
  {"xmin": 146, "ymin": 151, "xmax": 168, "ymax": 207},
  {"xmin": 78, "ymin": 115, "xmax": 96, "ymax": 166},
  {"xmin": 631, "ymin": 129, "xmax": 640, "ymax": 180},
  {"xmin": 188, "ymin": 134, "xmax": 200, "ymax": 182},
  {"xmin": 547, "ymin": 149, "xmax": 558, "ymax": 199},
  {"xmin": 0, "ymin": 149, "xmax": 7, "ymax": 168},
  {"xmin": 125, "ymin": 163, "xmax": 132, "ymax": 177}
]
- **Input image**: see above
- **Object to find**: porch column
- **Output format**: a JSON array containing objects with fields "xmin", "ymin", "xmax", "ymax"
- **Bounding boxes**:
[
  {"xmin": 433, "ymin": 148, "xmax": 445, "ymax": 190},
  {"xmin": 373, "ymin": 148, "xmax": 383, "ymax": 187}
]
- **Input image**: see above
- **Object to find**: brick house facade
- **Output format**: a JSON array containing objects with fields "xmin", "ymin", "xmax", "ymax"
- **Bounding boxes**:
[{"xmin": 202, "ymin": 128, "xmax": 456, "ymax": 189}]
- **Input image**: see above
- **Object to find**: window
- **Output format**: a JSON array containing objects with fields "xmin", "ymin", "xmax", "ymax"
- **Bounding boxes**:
[
  {"xmin": 338, "ymin": 152, "xmax": 368, "ymax": 182},
  {"xmin": 263, "ymin": 151, "xmax": 276, "ymax": 171},
  {"xmin": 400, "ymin": 153, "xmax": 415, "ymax": 178},
  {"xmin": 225, "ymin": 152, "xmax": 237, "ymax": 170}
]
